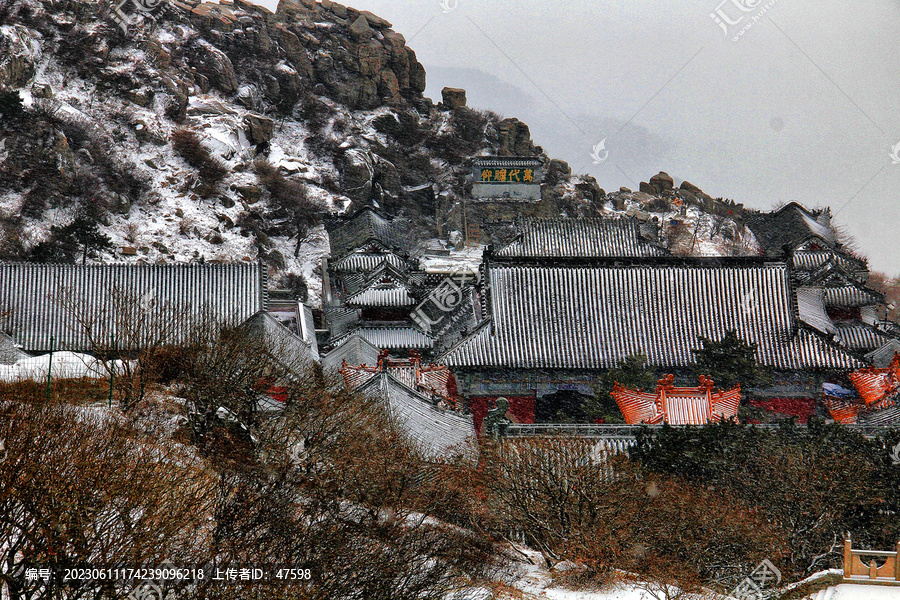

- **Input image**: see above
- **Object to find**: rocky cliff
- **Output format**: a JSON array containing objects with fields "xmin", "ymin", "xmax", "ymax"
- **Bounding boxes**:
[{"xmin": 0, "ymin": 0, "xmax": 760, "ymax": 305}]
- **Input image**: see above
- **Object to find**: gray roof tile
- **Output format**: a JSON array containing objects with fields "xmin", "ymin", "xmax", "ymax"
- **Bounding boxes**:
[
  {"xmin": 0, "ymin": 263, "xmax": 266, "ymax": 353},
  {"xmin": 496, "ymin": 217, "xmax": 666, "ymax": 258},
  {"xmin": 440, "ymin": 260, "xmax": 864, "ymax": 371}
]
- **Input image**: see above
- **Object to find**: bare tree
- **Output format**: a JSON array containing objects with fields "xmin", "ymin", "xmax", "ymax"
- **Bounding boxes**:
[
  {"xmin": 0, "ymin": 396, "xmax": 217, "ymax": 599},
  {"xmin": 53, "ymin": 283, "xmax": 194, "ymax": 410}
]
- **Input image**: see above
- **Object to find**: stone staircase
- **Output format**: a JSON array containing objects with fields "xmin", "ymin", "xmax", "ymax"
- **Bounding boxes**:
[{"xmin": 812, "ymin": 585, "xmax": 838, "ymax": 600}]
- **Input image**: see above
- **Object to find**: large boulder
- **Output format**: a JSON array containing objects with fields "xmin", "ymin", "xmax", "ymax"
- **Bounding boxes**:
[
  {"xmin": 498, "ymin": 118, "xmax": 536, "ymax": 156},
  {"xmin": 189, "ymin": 40, "xmax": 238, "ymax": 94},
  {"xmin": 648, "ymin": 171, "xmax": 674, "ymax": 194},
  {"xmin": 441, "ymin": 87, "xmax": 467, "ymax": 110},
  {"xmin": 243, "ymin": 113, "xmax": 274, "ymax": 145},
  {"xmin": 680, "ymin": 180, "xmax": 703, "ymax": 194},
  {"xmin": 341, "ymin": 149, "xmax": 375, "ymax": 202}
]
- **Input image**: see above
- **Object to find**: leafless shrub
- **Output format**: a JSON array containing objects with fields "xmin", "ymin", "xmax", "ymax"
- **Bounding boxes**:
[
  {"xmin": 54, "ymin": 284, "xmax": 196, "ymax": 410},
  {"xmin": 480, "ymin": 437, "xmax": 786, "ymax": 592},
  {"xmin": 171, "ymin": 128, "xmax": 228, "ymax": 191},
  {"xmin": 0, "ymin": 397, "xmax": 217, "ymax": 599}
]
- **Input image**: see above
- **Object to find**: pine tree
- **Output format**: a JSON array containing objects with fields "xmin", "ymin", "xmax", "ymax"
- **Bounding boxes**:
[
  {"xmin": 691, "ymin": 329, "xmax": 773, "ymax": 390},
  {"xmin": 29, "ymin": 216, "xmax": 113, "ymax": 264},
  {"xmin": 586, "ymin": 353, "xmax": 659, "ymax": 422}
]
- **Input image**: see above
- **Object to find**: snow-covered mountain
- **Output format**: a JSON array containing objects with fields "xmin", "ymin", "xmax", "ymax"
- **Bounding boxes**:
[{"xmin": 0, "ymin": 0, "xmax": 762, "ymax": 306}]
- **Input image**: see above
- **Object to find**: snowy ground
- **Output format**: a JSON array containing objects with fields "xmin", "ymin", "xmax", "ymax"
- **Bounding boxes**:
[
  {"xmin": 0, "ymin": 351, "xmax": 127, "ymax": 382},
  {"xmin": 830, "ymin": 584, "xmax": 900, "ymax": 600},
  {"xmin": 419, "ymin": 241, "xmax": 487, "ymax": 275}
]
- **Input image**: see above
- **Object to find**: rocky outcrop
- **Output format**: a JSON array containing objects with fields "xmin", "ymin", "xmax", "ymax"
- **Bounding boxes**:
[
  {"xmin": 441, "ymin": 87, "xmax": 467, "ymax": 110},
  {"xmin": 497, "ymin": 118, "xmax": 538, "ymax": 157},
  {"xmin": 189, "ymin": 40, "xmax": 238, "ymax": 94},
  {"xmin": 341, "ymin": 149, "xmax": 375, "ymax": 203},
  {"xmin": 243, "ymin": 113, "xmax": 274, "ymax": 145},
  {"xmin": 0, "ymin": 25, "xmax": 38, "ymax": 89}
]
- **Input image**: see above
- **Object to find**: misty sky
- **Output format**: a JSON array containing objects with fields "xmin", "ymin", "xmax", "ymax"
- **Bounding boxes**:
[{"xmin": 256, "ymin": 0, "xmax": 900, "ymax": 275}]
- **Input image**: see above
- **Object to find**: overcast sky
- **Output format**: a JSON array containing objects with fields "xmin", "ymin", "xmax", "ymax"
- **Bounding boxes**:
[{"xmin": 256, "ymin": 0, "xmax": 900, "ymax": 275}]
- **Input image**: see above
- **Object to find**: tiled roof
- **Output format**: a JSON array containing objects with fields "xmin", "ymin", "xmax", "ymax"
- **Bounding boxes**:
[
  {"xmin": 430, "ymin": 286, "xmax": 485, "ymax": 355},
  {"xmin": 613, "ymin": 375, "xmax": 740, "ymax": 425},
  {"xmin": 865, "ymin": 340, "xmax": 900, "ymax": 368},
  {"xmin": 331, "ymin": 252, "xmax": 409, "ymax": 274},
  {"xmin": 835, "ymin": 325, "xmax": 890, "ymax": 352},
  {"xmin": 340, "ymin": 261, "xmax": 419, "ymax": 307},
  {"xmin": 331, "ymin": 326, "xmax": 434, "ymax": 350},
  {"xmin": 327, "ymin": 207, "xmax": 410, "ymax": 260},
  {"xmin": 849, "ymin": 356, "xmax": 900, "ymax": 406},
  {"xmin": 340, "ymin": 261, "xmax": 412, "ymax": 297},
  {"xmin": 0, "ymin": 263, "xmax": 266, "ymax": 353},
  {"xmin": 0, "ymin": 332, "xmax": 27, "ymax": 365},
  {"xmin": 747, "ymin": 203, "xmax": 837, "ymax": 255},
  {"xmin": 321, "ymin": 332, "xmax": 381, "ymax": 374},
  {"xmin": 473, "ymin": 157, "xmax": 542, "ymax": 168},
  {"xmin": 824, "ymin": 285, "xmax": 883, "ymax": 307},
  {"xmin": 796, "ymin": 287, "xmax": 836, "ymax": 334},
  {"xmin": 859, "ymin": 406, "xmax": 900, "ymax": 425},
  {"xmin": 242, "ymin": 311, "xmax": 319, "ymax": 375},
  {"xmin": 496, "ymin": 218, "xmax": 666, "ymax": 258},
  {"xmin": 357, "ymin": 372, "xmax": 477, "ymax": 461},
  {"xmin": 346, "ymin": 285, "xmax": 416, "ymax": 308},
  {"xmin": 340, "ymin": 352, "xmax": 456, "ymax": 403},
  {"xmin": 792, "ymin": 250, "xmax": 866, "ymax": 274},
  {"xmin": 440, "ymin": 260, "xmax": 864, "ymax": 371},
  {"xmin": 323, "ymin": 307, "xmax": 360, "ymax": 338}
]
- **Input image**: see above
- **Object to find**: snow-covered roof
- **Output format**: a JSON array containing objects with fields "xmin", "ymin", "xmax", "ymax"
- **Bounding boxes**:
[
  {"xmin": 321, "ymin": 332, "xmax": 381, "ymax": 375},
  {"xmin": 241, "ymin": 310, "xmax": 319, "ymax": 375},
  {"xmin": 0, "ymin": 262, "xmax": 266, "ymax": 353},
  {"xmin": 357, "ymin": 371, "xmax": 476, "ymax": 462},
  {"xmin": 440, "ymin": 257, "xmax": 864, "ymax": 371},
  {"xmin": 327, "ymin": 207, "xmax": 410, "ymax": 261},
  {"xmin": 496, "ymin": 217, "xmax": 666, "ymax": 258},
  {"xmin": 747, "ymin": 203, "xmax": 838, "ymax": 255},
  {"xmin": 331, "ymin": 325, "xmax": 434, "ymax": 351}
]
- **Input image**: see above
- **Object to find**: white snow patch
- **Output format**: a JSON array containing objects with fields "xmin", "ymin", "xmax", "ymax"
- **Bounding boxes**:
[{"xmin": 0, "ymin": 352, "xmax": 129, "ymax": 382}]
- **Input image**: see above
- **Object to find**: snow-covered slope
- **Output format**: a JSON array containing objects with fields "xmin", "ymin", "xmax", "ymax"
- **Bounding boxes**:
[{"xmin": 1, "ymin": 0, "xmax": 763, "ymax": 310}]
